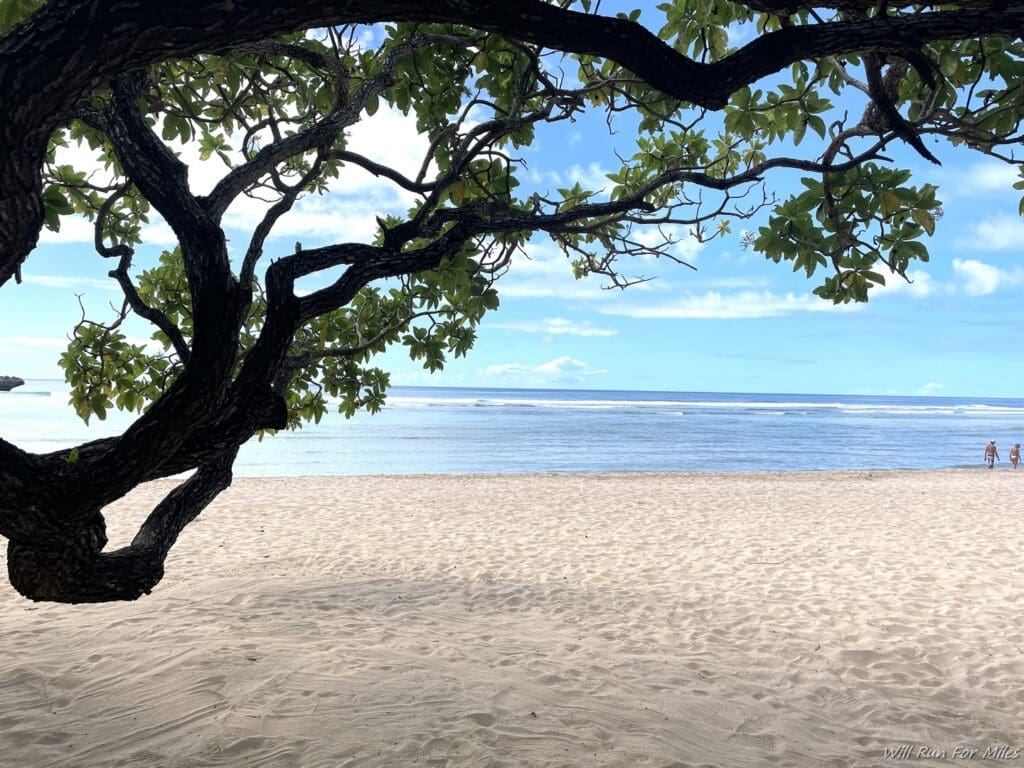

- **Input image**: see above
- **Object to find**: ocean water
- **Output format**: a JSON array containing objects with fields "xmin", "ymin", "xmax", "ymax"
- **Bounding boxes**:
[{"xmin": 2, "ymin": 380, "xmax": 1024, "ymax": 475}]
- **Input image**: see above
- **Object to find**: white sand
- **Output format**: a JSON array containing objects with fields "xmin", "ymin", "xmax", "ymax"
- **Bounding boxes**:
[{"xmin": 1, "ymin": 470, "xmax": 1022, "ymax": 767}]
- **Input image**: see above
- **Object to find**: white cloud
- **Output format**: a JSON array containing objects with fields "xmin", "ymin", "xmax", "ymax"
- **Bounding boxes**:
[
  {"xmin": 630, "ymin": 224, "xmax": 704, "ymax": 264},
  {"xmin": 699, "ymin": 276, "xmax": 768, "ymax": 289},
  {"xmin": 871, "ymin": 269, "xmax": 936, "ymax": 299},
  {"xmin": 495, "ymin": 281, "xmax": 595, "ymax": 299},
  {"xmin": 963, "ymin": 162, "xmax": 1021, "ymax": 192},
  {"xmin": 482, "ymin": 355, "xmax": 605, "ymax": 385},
  {"xmin": 491, "ymin": 317, "xmax": 617, "ymax": 337},
  {"xmin": 565, "ymin": 162, "xmax": 612, "ymax": 193},
  {"xmin": 964, "ymin": 216, "xmax": 1024, "ymax": 251},
  {"xmin": 599, "ymin": 289, "xmax": 859, "ymax": 320},
  {"xmin": 37, "ymin": 212, "xmax": 178, "ymax": 248},
  {"xmin": 482, "ymin": 362, "xmax": 527, "ymax": 376},
  {"xmin": 526, "ymin": 167, "xmax": 563, "ymax": 188},
  {"xmin": 952, "ymin": 258, "xmax": 1024, "ymax": 296},
  {"xmin": 37, "ymin": 135, "xmax": 116, "ymax": 245},
  {"xmin": 0, "ymin": 329, "xmax": 164, "ymax": 353},
  {"xmin": 43, "ymin": 108, "xmax": 432, "ymax": 254},
  {"xmin": 333, "ymin": 107, "xmax": 433, "ymax": 198},
  {"xmin": 213, "ymin": 108, "xmax": 434, "ymax": 249},
  {"xmin": 139, "ymin": 217, "xmax": 179, "ymax": 246},
  {"xmin": 216, "ymin": 108, "xmax": 431, "ymax": 243},
  {"xmin": 37, "ymin": 216, "xmax": 96, "ymax": 244},
  {"xmin": 917, "ymin": 381, "xmax": 945, "ymax": 395},
  {"xmin": 496, "ymin": 244, "xmax": 603, "ymax": 300},
  {"xmin": 241, "ymin": 195, "xmax": 383, "ymax": 245},
  {"xmin": 536, "ymin": 355, "xmax": 603, "ymax": 378},
  {"xmin": 526, "ymin": 162, "xmax": 612, "ymax": 195},
  {"xmin": 0, "ymin": 335, "xmax": 68, "ymax": 352},
  {"xmin": 497, "ymin": 241, "xmax": 668, "ymax": 301},
  {"xmin": 52, "ymin": 137, "xmax": 116, "ymax": 183},
  {"xmin": 20, "ymin": 274, "xmax": 116, "ymax": 291}
]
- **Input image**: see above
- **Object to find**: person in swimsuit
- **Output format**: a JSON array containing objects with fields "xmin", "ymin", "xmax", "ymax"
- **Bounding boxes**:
[{"xmin": 985, "ymin": 441, "xmax": 999, "ymax": 469}]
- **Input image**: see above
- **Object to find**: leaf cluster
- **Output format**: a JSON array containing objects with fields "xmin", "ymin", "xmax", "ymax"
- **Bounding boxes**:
[{"xmin": 39, "ymin": 4, "xmax": 1024, "ymax": 430}]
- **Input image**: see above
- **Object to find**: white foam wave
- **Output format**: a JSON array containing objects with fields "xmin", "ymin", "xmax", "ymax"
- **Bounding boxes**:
[{"xmin": 380, "ymin": 395, "xmax": 1024, "ymax": 416}]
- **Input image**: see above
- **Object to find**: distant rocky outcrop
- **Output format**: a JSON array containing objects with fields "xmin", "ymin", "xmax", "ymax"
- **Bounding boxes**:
[{"xmin": 0, "ymin": 375, "xmax": 25, "ymax": 391}]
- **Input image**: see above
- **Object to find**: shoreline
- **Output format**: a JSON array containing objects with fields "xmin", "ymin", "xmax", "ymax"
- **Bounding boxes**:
[
  {"xmin": 216, "ymin": 465, "xmax": 1014, "ymax": 482},
  {"xmin": 2, "ymin": 470, "xmax": 1021, "ymax": 766},
  {"xmin": 6, "ymin": 381, "xmax": 1024, "ymax": 476},
  {"xmin": 222, "ymin": 465, "xmax": 1011, "ymax": 477}
]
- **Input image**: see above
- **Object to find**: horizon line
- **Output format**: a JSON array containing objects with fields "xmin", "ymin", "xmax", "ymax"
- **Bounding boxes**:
[{"xmin": 10, "ymin": 377, "xmax": 1022, "ymax": 403}]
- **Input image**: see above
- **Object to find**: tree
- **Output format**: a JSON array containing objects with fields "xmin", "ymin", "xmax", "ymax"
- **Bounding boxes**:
[{"xmin": 1, "ymin": 0, "xmax": 1022, "ymax": 603}]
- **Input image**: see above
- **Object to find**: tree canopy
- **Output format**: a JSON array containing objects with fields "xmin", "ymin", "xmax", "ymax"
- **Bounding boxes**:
[{"xmin": 1, "ymin": 0, "xmax": 1023, "ymax": 602}]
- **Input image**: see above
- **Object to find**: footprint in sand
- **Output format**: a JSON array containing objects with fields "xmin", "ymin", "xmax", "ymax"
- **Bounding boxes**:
[{"xmin": 732, "ymin": 716, "xmax": 779, "ymax": 754}]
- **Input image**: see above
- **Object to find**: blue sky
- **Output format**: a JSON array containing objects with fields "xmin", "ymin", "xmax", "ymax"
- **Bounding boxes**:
[{"xmin": 2, "ymin": 14, "xmax": 1024, "ymax": 399}]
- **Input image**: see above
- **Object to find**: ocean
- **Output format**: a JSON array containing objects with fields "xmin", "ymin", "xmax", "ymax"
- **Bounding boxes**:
[{"xmin": 2, "ymin": 380, "xmax": 1024, "ymax": 475}]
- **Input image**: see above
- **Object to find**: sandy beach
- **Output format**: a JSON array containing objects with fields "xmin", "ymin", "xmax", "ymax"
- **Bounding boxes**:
[{"xmin": 1, "ymin": 470, "xmax": 1022, "ymax": 767}]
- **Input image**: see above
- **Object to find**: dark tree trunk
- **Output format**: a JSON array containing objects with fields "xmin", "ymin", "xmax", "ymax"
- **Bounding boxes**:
[
  {"xmin": 5, "ymin": 448, "xmax": 238, "ymax": 603},
  {"xmin": 1, "ymin": 0, "xmax": 1022, "ymax": 603},
  {"xmin": 7, "ymin": 516, "xmax": 162, "ymax": 603}
]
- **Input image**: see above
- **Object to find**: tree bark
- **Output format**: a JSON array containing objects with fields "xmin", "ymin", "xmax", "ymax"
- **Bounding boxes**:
[
  {"xmin": 7, "ymin": 448, "xmax": 237, "ymax": 603},
  {"xmin": 3, "ymin": 0, "xmax": 1024, "ymax": 286},
  {"xmin": 2, "ymin": 0, "xmax": 1022, "ymax": 602}
]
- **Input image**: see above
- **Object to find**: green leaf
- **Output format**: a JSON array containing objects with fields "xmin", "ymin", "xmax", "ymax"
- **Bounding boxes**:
[
  {"xmin": 879, "ymin": 191, "xmax": 901, "ymax": 217},
  {"xmin": 449, "ymin": 180, "xmax": 467, "ymax": 205},
  {"xmin": 912, "ymin": 209, "xmax": 935, "ymax": 236}
]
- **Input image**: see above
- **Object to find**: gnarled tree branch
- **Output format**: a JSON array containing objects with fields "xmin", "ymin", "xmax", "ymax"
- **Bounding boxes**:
[{"xmin": 4, "ymin": 0, "xmax": 1024, "ymax": 286}]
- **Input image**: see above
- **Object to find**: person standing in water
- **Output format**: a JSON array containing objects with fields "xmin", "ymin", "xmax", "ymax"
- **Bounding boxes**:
[
  {"xmin": 985, "ymin": 441, "xmax": 1000, "ymax": 469},
  {"xmin": 1010, "ymin": 443, "xmax": 1020, "ymax": 469}
]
